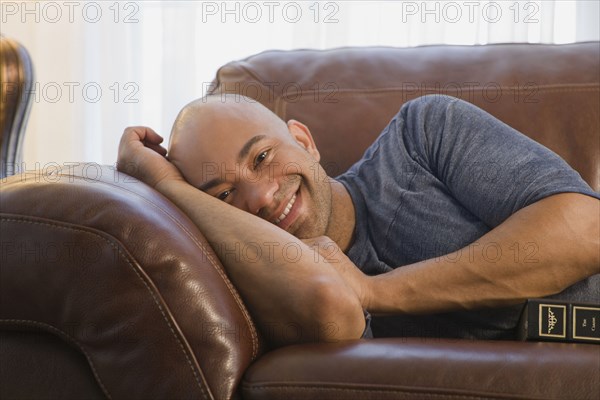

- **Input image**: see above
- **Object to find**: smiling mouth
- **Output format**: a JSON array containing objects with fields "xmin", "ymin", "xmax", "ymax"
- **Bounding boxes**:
[{"xmin": 274, "ymin": 192, "xmax": 297, "ymax": 225}]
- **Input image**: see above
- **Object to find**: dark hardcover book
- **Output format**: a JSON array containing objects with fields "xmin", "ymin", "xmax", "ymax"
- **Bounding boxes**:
[{"xmin": 518, "ymin": 299, "xmax": 599, "ymax": 344}]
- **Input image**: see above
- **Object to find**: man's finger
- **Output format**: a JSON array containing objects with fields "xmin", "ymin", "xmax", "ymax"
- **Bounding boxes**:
[
  {"xmin": 142, "ymin": 127, "xmax": 164, "ymax": 145},
  {"xmin": 144, "ymin": 142, "xmax": 168, "ymax": 156},
  {"xmin": 123, "ymin": 126, "xmax": 164, "ymax": 144}
]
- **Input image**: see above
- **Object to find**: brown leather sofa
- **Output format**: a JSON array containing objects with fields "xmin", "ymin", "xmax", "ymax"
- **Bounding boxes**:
[{"xmin": 1, "ymin": 43, "xmax": 599, "ymax": 399}]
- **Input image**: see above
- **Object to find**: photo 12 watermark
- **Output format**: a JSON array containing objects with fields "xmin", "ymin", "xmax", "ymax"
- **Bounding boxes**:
[
  {"xmin": 398, "ymin": 1, "xmax": 540, "ymax": 24},
  {"xmin": 434, "ymin": 240, "xmax": 540, "ymax": 264},
  {"xmin": 1, "ymin": 162, "xmax": 135, "ymax": 184},
  {"xmin": 1, "ymin": 81, "xmax": 140, "ymax": 105},
  {"xmin": 199, "ymin": 319, "xmax": 341, "ymax": 343},
  {"xmin": 400, "ymin": 81, "xmax": 540, "ymax": 104},
  {"xmin": 0, "ymin": 1, "xmax": 140, "ymax": 24},
  {"xmin": 198, "ymin": 1, "xmax": 340, "ymax": 24},
  {"xmin": 0, "ymin": 240, "xmax": 107, "ymax": 265}
]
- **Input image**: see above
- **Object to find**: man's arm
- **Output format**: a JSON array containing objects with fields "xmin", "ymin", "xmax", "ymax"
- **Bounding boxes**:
[
  {"xmin": 325, "ymin": 192, "xmax": 599, "ymax": 315},
  {"xmin": 361, "ymin": 96, "xmax": 600, "ymax": 315},
  {"xmin": 117, "ymin": 127, "xmax": 366, "ymax": 346}
]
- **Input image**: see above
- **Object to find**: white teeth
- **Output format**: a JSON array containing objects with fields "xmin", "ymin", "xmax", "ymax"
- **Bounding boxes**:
[{"xmin": 274, "ymin": 193, "xmax": 297, "ymax": 224}]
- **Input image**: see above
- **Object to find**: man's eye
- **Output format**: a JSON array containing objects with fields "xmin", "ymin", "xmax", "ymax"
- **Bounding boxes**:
[
  {"xmin": 218, "ymin": 189, "xmax": 234, "ymax": 201},
  {"xmin": 254, "ymin": 150, "xmax": 269, "ymax": 168}
]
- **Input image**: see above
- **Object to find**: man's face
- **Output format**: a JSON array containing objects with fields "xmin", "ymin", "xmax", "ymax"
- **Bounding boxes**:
[{"xmin": 168, "ymin": 98, "xmax": 334, "ymax": 239}]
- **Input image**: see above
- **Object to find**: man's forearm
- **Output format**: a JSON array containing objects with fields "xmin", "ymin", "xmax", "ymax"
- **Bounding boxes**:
[
  {"xmin": 155, "ymin": 179, "xmax": 365, "ymax": 345},
  {"xmin": 367, "ymin": 193, "xmax": 600, "ymax": 315}
]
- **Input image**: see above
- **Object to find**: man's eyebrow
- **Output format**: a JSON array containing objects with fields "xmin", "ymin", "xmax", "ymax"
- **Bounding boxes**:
[
  {"xmin": 237, "ymin": 134, "xmax": 267, "ymax": 164},
  {"xmin": 199, "ymin": 177, "xmax": 222, "ymax": 192}
]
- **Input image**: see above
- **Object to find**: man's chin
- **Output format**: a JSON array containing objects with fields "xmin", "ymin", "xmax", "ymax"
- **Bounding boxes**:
[{"xmin": 289, "ymin": 218, "xmax": 323, "ymax": 240}]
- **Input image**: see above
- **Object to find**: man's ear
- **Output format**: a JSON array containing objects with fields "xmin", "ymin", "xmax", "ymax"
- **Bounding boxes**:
[{"xmin": 287, "ymin": 119, "xmax": 320, "ymax": 161}]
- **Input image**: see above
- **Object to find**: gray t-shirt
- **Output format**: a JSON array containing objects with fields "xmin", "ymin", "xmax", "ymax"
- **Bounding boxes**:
[{"xmin": 337, "ymin": 95, "xmax": 599, "ymax": 339}]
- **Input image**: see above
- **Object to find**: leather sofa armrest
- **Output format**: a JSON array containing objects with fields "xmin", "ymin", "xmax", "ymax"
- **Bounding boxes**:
[
  {"xmin": 0, "ymin": 164, "xmax": 261, "ymax": 399},
  {"xmin": 242, "ymin": 338, "xmax": 600, "ymax": 400}
]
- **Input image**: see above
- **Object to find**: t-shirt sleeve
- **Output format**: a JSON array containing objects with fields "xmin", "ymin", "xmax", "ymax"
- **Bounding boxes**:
[{"xmin": 401, "ymin": 96, "xmax": 599, "ymax": 228}]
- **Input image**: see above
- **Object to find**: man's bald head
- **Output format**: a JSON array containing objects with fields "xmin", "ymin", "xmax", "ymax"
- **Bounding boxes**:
[
  {"xmin": 168, "ymin": 95, "xmax": 296, "ymax": 180},
  {"xmin": 169, "ymin": 95, "xmax": 283, "ymax": 178},
  {"xmin": 171, "ymin": 94, "xmax": 288, "ymax": 146}
]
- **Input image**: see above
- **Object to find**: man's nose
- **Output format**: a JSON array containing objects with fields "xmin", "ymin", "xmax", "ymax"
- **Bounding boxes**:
[{"xmin": 241, "ymin": 177, "xmax": 279, "ymax": 216}]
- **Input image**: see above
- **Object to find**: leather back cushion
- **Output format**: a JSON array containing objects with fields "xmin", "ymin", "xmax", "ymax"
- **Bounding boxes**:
[
  {"xmin": 0, "ymin": 165, "xmax": 262, "ymax": 399},
  {"xmin": 212, "ymin": 43, "xmax": 600, "ymax": 191}
]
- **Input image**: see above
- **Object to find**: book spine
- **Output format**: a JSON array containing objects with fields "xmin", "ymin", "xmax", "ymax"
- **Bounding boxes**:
[
  {"xmin": 572, "ymin": 305, "xmax": 600, "ymax": 343},
  {"xmin": 518, "ymin": 299, "xmax": 599, "ymax": 344}
]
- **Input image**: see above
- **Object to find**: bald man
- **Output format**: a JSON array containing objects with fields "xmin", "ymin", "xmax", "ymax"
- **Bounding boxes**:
[{"xmin": 118, "ymin": 94, "xmax": 599, "ymax": 346}]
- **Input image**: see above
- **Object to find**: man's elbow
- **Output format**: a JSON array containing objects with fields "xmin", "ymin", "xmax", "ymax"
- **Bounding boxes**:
[
  {"xmin": 559, "ymin": 194, "xmax": 600, "ymax": 276},
  {"xmin": 311, "ymin": 281, "xmax": 366, "ymax": 342},
  {"xmin": 263, "ymin": 280, "xmax": 365, "ymax": 347}
]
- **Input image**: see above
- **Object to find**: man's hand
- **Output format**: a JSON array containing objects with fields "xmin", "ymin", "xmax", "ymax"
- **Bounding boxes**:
[
  {"xmin": 117, "ymin": 126, "xmax": 183, "ymax": 188},
  {"xmin": 303, "ymin": 236, "xmax": 373, "ymax": 311}
]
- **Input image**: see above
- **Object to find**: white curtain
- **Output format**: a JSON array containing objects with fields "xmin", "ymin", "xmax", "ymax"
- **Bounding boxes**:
[{"xmin": 2, "ymin": 0, "xmax": 598, "ymax": 168}]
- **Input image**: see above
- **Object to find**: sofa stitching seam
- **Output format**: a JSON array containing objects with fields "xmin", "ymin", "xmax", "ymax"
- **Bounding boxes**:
[
  {"xmin": 1, "ymin": 216, "xmax": 211, "ymax": 400},
  {"xmin": 52, "ymin": 172, "xmax": 261, "ymax": 359},
  {"xmin": 0, "ymin": 319, "xmax": 114, "ymax": 399},
  {"xmin": 4, "ymin": 171, "xmax": 260, "ymax": 358},
  {"xmin": 243, "ymin": 384, "xmax": 520, "ymax": 400}
]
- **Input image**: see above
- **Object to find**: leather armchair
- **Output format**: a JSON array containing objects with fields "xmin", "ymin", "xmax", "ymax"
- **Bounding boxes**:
[
  {"xmin": 0, "ymin": 36, "xmax": 34, "ymax": 178},
  {"xmin": 1, "ymin": 43, "xmax": 598, "ymax": 399}
]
